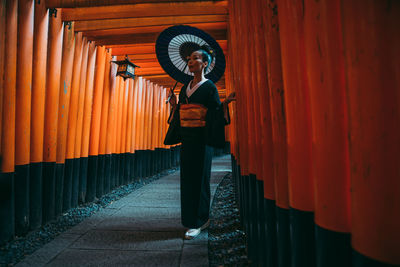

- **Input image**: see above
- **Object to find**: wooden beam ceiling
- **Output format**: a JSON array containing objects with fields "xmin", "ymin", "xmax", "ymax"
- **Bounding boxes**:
[
  {"xmin": 47, "ymin": 0, "xmax": 226, "ymax": 8},
  {"xmin": 108, "ymin": 40, "xmax": 227, "ymax": 56},
  {"xmin": 53, "ymin": 0, "xmax": 228, "ymax": 95},
  {"xmin": 82, "ymin": 22, "xmax": 227, "ymax": 38},
  {"xmin": 88, "ymin": 29, "xmax": 226, "ymax": 46},
  {"xmin": 74, "ymin": 14, "xmax": 227, "ymax": 32},
  {"xmin": 62, "ymin": 1, "xmax": 227, "ymax": 21}
]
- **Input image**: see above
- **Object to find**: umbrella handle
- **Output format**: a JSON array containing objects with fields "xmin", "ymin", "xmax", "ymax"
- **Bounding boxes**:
[
  {"xmin": 166, "ymin": 62, "xmax": 188, "ymax": 104},
  {"xmin": 166, "ymin": 81, "xmax": 178, "ymax": 104}
]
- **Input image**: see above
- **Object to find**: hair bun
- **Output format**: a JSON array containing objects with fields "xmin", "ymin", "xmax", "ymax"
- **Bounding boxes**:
[{"xmin": 200, "ymin": 44, "xmax": 215, "ymax": 59}]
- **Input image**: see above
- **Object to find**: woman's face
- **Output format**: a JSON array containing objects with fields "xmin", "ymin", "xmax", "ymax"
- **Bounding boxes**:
[{"xmin": 188, "ymin": 51, "xmax": 208, "ymax": 74}]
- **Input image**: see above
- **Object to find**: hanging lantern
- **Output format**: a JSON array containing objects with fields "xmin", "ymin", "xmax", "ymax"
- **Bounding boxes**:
[{"xmin": 111, "ymin": 55, "xmax": 140, "ymax": 80}]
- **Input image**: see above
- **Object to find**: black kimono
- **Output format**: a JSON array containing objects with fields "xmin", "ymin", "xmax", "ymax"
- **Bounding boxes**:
[{"xmin": 178, "ymin": 79, "xmax": 227, "ymax": 228}]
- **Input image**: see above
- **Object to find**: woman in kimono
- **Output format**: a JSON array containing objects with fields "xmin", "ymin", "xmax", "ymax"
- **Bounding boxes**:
[{"xmin": 168, "ymin": 46, "xmax": 235, "ymax": 239}]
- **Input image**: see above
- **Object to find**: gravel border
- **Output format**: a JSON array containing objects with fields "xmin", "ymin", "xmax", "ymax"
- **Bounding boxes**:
[
  {"xmin": 0, "ymin": 168, "xmax": 177, "ymax": 266},
  {"xmin": 208, "ymin": 173, "xmax": 250, "ymax": 266}
]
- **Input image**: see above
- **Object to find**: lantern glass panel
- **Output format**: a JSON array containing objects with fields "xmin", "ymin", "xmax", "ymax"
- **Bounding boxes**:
[
  {"xmin": 127, "ymin": 64, "xmax": 134, "ymax": 75},
  {"xmin": 118, "ymin": 64, "xmax": 127, "ymax": 72}
]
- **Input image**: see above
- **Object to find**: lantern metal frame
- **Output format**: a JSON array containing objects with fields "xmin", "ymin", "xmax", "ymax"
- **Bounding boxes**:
[{"xmin": 111, "ymin": 55, "xmax": 140, "ymax": 80}]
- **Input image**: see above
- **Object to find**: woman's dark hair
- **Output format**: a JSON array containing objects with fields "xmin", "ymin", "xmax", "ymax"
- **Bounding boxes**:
[{"xmin": 196, "ymin": 45, "xmax": 215, "ymax": 72}]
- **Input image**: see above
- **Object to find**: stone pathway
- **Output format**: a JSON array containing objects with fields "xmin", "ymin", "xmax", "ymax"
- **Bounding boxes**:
[{"xmin": 16, "ymin": 155, "xmax": 231, "ymax": 267}]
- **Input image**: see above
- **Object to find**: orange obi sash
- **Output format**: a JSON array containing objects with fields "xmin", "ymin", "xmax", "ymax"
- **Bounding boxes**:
[{"xmin": 179, "ymin": 103, "xmax": 208, "ymax": 127}]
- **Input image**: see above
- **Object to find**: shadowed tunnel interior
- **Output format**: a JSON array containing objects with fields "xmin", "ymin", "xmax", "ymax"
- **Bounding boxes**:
[{"xmin": 0, "ymin": 0, "xmax": 399, "ymax": 266}]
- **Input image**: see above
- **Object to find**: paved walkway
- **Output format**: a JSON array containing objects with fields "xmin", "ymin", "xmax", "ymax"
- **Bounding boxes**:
[{"xmin": 16, "ymin": 155, "xmax": 232, "ymax": 267}]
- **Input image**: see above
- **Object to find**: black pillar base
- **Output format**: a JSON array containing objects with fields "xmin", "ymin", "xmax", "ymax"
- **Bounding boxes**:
[
  {"xmin": 104, "ymin": 154, "xmax": 111, "ymax": 194},
  {"xmin": 64, "ymin": 159, "xmax": 74, "ymax": 211},
  {"xmin": 78, "ymin": 157, "xmax": 88, "ymax": 204},
  {"xmin": 0, "ymin": 172, "xmax": 14, "ymax": 245},
  {"xmin": 160, "ymin": 149, "xmax": 165, "ymax": 172},
  {"xmin": 111, "ymin": 154, "xmax": 117, "ymax": 189},
  {"xmin": 352, "ymin": 250, "xmax": 398, "ymax": 267},
  {"xmin": 144, "ymin": 150, "xmax": 150, "ymax": 177},
  {"xmin": 14, "ymin": 164, "xmax": 30, "ymax": 236},
  {"xmin": 255, "ymin": 179, "xmax": 265, "ymax": 266},
  {"xmin": 247, "ymin": 174, "xmax": 258, "ymax": 264},
  {"xmin": 124, "ymin": 153, "xmax": 131, "ymax": 184},
  {"xmin": 155, "ymin": 148, "xmax": 161, "ymax": 174},
  {"xmin": 116, "ymin": 153, "xmax": 122, "ymax": 186},
  {"xmin": 316, "ymin": 224, "xmax": 351, "ymax": 267},
  {"xmin": 290, "ymin": 208, "xmax": 316, "ymax": 267},
  {"xmin": 264, "ymin": 198, "xmax": 278, "ymax": 267},
  {"xmin": 29, "ymin": 162, "xmax": 42, "ymax": 230},
  {"xmin": 276, "ymin": 206, "xmax": 291, "ymax": 267},
  {"xmin": 176, "ymin": 146, "xmax": 181, "ymax": 166},
  {"xmin": 42, "ymin": 162, "xmax": 56, "ymax": 223},
  {"xmin": 97, "ymin": 154, "xmax": 105, "ymax": 198},
  {"xmin": 120, "ymin": 153, "xmax": 126, "ymax": 185},
  {"xmin": 239, "ymin": 171, "xmax": 247, "ymax": 230},
  {"xmin": 152, "ymin": 150, "xmax": 156, "ymax": 176},
  {"xmin": 136, "ymin": 150, "xmax": 144, "ymax": 179},
  {"xmin": 86, "ymin": 155, "xmax": 98, "ymax": 202},
  {"xmin": 55, "ymin": 163, "xmax": 64, "ymax": 216},
  {"xmin": 71, "ymin": 158, "xmax": 80, "ymax": 208},
  {"xmin": 133, "ymin": 151, "xmax": 139, "ymax": 179},
  {"xmin": 167, "ymin": 148, "xmax": 172, "ymax": 169}
]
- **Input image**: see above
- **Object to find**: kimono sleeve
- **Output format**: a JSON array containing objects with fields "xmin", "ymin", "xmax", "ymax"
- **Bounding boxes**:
[{"xmin": 205, "ymin": 82, "xmax": 226, "ymax": 148}]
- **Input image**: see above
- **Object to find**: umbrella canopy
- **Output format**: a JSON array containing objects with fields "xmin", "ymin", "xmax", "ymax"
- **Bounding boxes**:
[{"xmin": 156, "ymin": 25, "xmax": 226, "ymax": 85}]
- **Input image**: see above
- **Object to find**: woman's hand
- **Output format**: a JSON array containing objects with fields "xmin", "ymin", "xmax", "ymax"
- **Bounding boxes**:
[
  {"xmin": 223, "ymin": 92, "xmax": 236, "ymax": 105},
  {"xmin": 168, "ymin": 90, "xmax": 177, "ymax": 108}
]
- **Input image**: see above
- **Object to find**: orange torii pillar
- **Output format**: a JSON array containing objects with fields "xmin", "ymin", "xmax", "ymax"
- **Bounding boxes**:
[
  {"xmin": 0, "ymin": 0, "xmax": 4, "ymax": 165},
  {"xmin": 14, "ymin": 0, "xmax": 34, "ymax": 235},
  {"xmin": 153, "ymin": 85, "xmax": 163, "ymax": 173},
  {"xmin": 153, "ymin": 85, "xmax": 159, "ymax": 171},
  {"xmin": 141, "ymin": 79, "xmax": 150, "ymax": 177},
  {"xmin": 244, "ymin": 0, "xmax": 269, "ymax": 263},
  {"xmin": 304, "ymin": 1, "xmax": 352, "ymax": 266},
  {"xmin": 238, "ymin": 0, "xmax": 262, "ymax": 262},
  {"xmin": 149, "ymin": 83, "xmax": 158, "ymax": 175},
  {"xmin": 43, "ymin": 8, "xmax": 63, "ymax": 223},
  {"xmin": 126, "ymin": 77, "xmax": 136, "ymax": 183},
  {"xmin": 228, "ymin": 0, "xmax": 246, "ymax": 235},
  {"xmin": 87, "ymin": 45, "xmax": 105, "ymax": 202},
  {"xmin": 56, "ymin": 22, "xmax": 77, "ymax": 212},
  {"xmin": 122, "ymin": 78, "xmax": 133, "ymax": 184},
  {"xmin": 264, "ymin": 0, "xmax": 291, "ymax": 265},
  {"xmin": 120, "ymin": 78, "xmax": 129, "ymax": 184},
  {"xmin": 251, "ymin": 0, "xmax": 278, "ymax": 266},
  {"xmin": 136, "ymin": 78, "xmax": 147, "ymax": 178},
  {"xmin": 277, "ymin": 0, "xmax": 316, "ymax": 266},
  {"xmin": 73, "ymin": 38, "xmax": 89, "ymax": 204},
  {"xmin": 229, "ymin": 0, "xmax": 250, "ymax": 250},
  {"xmin": 108, "ymin": 60, "xmax": 119, "ymax": 189},
  {"xmin": 115, "ymin": 76, "xmax": 125, "ymax": 185},
  {"xmin": 65, "ymin": 32, "xmax": 83, "ymax": 209},
  {"xmin": 143, "ymin": 80, "xmax": 153, "ymax": 177},
  {"xmin": 159, "ymin": 88, "xmax": 166, "ymax": 170},
  {"xmin": 110, "ymin": 76, "xmax": 121, "ymax": 187},
  {"xmin": 162, "ymin": 92, "xmax": 170, "ymax": 170},
  {"xmin": 104, "ymin": 55, "xmax": 118, "ymax": 192},
  {"xmin": 30, "ymin": 0, "xmax": 48, "ymax": 230},
  {"xmin": 341, "ymin": 1, "xmax": 400, "ymax": 266},
  {"xmin": 78, "ymin": 41, "xmax": 96, "ymax": 203},
  {"xmin": 263, "ymin": 0, "xmax": 291, "ymax": 266},
  {"xmin": 155, "ymin": 86, "xmax": 164, "ymax": 172},
  {"xmin": 226, "ymin": 0, "xmax": 240, "ymax": 217},
  {"xmin": 0, "ymin": 0, "xmax": 17, "ymax": 244},
  {"xmin": 131, "ymin": 75, "xmax": 140, "ymax": 180},
  {"xmin": 97, "ymin": 49, "xmax": 113, "ymax": 195},
  {"xmin": 146, "ymin": 82, "xmax": 155, "ymax": 176},
  {"xmin": 57, "ymin": 22, "xmax": 75, "ymax": 213}
]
